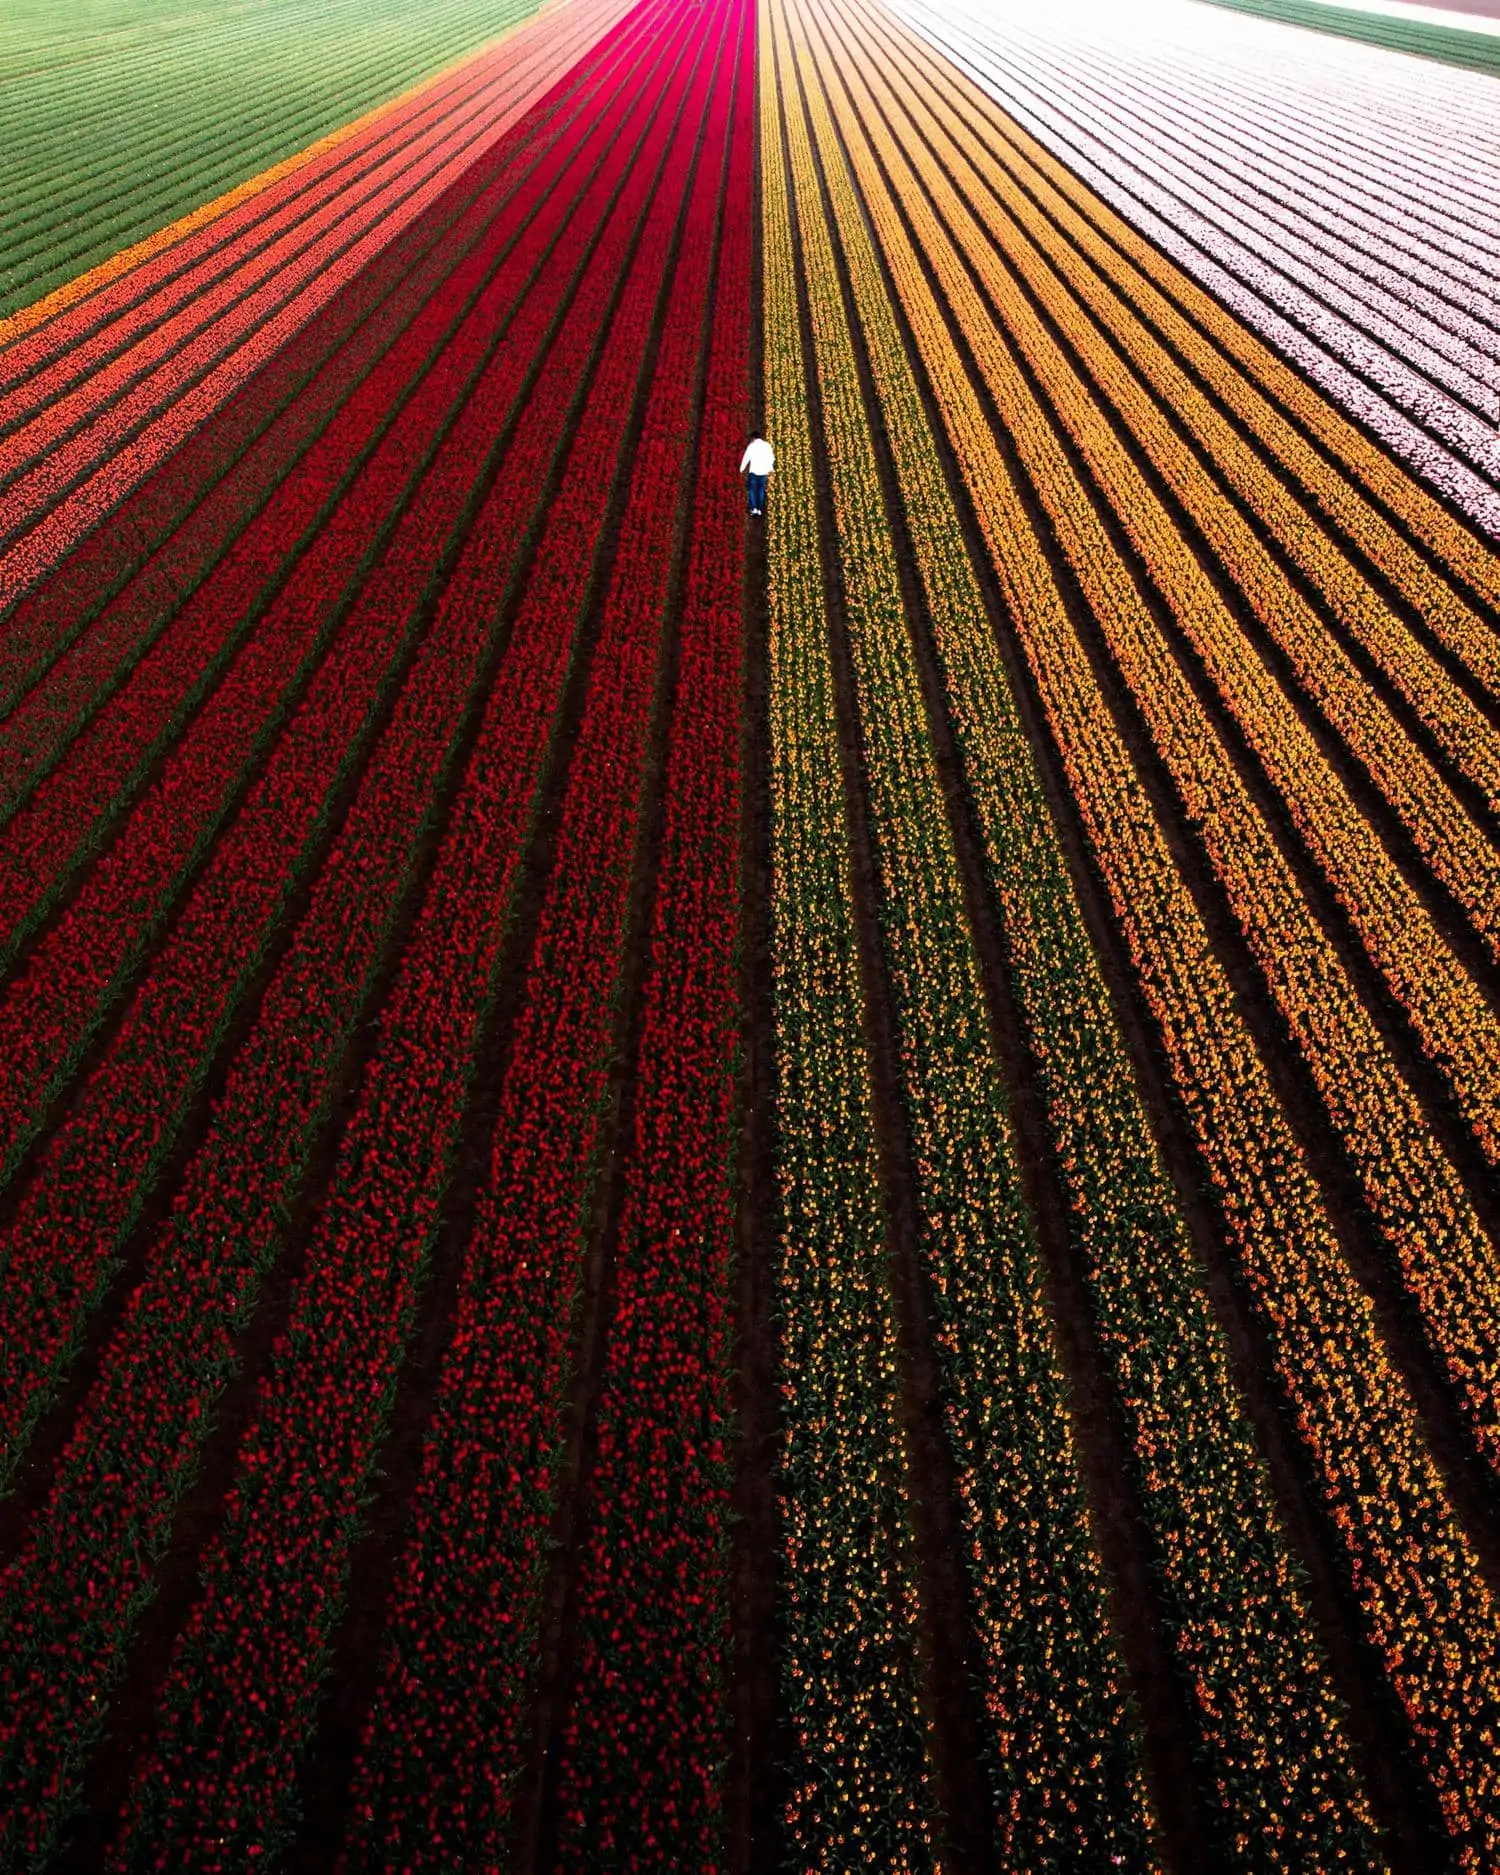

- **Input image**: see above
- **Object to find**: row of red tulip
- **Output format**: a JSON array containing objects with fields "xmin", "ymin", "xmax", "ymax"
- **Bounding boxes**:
[
  {"xmin": 0, "ymin": 41, "xmax": 645, "ymax": 1222},
  {"xmin": 96, "ymin": 12, "xmax": 719, "ymax": 1864},
  {"xmin": 0, "ymin": 0, "xmax": 667, "ymax": 1490},
  {"xmin": 0, "ymin": 8, "xmax": 640, "ymax": 622},
  {"xmin": 338, "ymin": 13, "xmax": 742, "ymax": 1864},
  {"xmin": 0, "ymin": 23, "xmax": 685, "ymax": 1862},
  {"xmin": 546, "ymin": 13, "xmax": 753, "ymax": 1860}
]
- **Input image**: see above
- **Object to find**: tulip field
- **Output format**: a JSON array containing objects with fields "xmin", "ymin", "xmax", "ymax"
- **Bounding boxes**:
[{"xmin": 3, "ymin": 0, "xmax": 1500, "ymax": 1865}]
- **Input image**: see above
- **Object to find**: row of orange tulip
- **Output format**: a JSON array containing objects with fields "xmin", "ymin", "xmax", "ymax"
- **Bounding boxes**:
[
  {"xmin": 794, "ymin": 0, "xmax": 1500, "ymax": 1860},
  {"xmin": 871, "ymin": 14, "xmax": 1500, "ymax": 835},
  {"xmin": 905, "ymin": 33, "xmax": 1500, "ymax": 642},
  {"xmin": 821, "ymin": 0, "xmax": 1500, "ymax": 1483},
  {"xmin": 759, "ymin": 24, "xmax": 937, "ymax": 1867},
  {"xmin": 771, "ymin": 5, "xmax": 1151, "ymax": 1858},
  {"xmin": 783, "ymin": 0, "xmax": 1386, "ymax": 1861}
]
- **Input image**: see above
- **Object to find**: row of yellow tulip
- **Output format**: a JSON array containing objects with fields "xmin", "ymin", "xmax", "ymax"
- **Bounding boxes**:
[
  {"xmin": 770, "ymin": 5, "xmax": 1152, "ymax": 1858},
  {"xmin": 787, "ymin": 0, "xmax": 1500, "ymax": 1859},
  {"xmin": 818, "ymin": 0, "xmax": 1500, "ymax": 1484},
  {"xmin": 759, "ymin": 21, "xmax": 937, "ymax": 1866},
  {"xmin": 779, "ymin": 0, "xmax": 1386, "ymax": 1858}
]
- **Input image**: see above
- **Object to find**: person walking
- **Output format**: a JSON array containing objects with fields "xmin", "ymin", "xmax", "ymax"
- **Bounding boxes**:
[{"xmin": 740, "ymin": 433, "xmax": 774, "ymax": 516}]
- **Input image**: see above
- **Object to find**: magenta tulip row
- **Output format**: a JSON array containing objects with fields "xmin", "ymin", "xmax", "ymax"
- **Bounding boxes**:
[
  {"xmin": 338, "ymin": 12, "xmax": 745, "ymax": 1864},
  {"xmin": 0, "ymin": 14, "xmax": 654, "ymax": 782},
  {"xmin": 546, "ymin": 29, "xmax": 753, "ymax": 1862}
]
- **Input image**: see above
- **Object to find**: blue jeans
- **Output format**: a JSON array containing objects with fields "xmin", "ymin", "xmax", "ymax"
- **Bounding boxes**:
[{"xmin": 747, "ymin": 472, "xmax": 767, "ymax": 514}]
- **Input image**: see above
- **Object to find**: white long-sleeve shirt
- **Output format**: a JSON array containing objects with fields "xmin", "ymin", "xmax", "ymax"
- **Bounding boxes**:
[{"xmin": 739, "ymin": 439, "xmax": 775, "ymax": 476}]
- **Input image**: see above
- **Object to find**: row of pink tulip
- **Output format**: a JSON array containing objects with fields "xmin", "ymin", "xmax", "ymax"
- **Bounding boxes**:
[{"xmin": 993, "ymin": 38, "xmax": 1500, "ymax": 414}]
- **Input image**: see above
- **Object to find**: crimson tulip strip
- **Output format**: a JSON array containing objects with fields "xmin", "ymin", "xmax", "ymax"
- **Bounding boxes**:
[
  {"xmin": 0, "ymin": 67, "xmax": 603, "ymax": 806},
  {"xmin": 546, "ymin": 17, "xmax": 752, "ymax": 1860},
  {"xmin": 0, "ymin": 0, "xmax": 681, "ymax": 1492},
  {"xmin": 0, "ymin": 37, "xmax": 663, "ymax": 1200},
  {"xmin": 339, "ymin": 13, "xmax": 741, "ymax": 1865},
  {"xmin": 103, "ymin": 12, "xmax": 728, "ymax": 1864},
  {"xmin": 0, "ymin": 64, "xmax": 563, "ymax": 536},
  {"xmin": 0, "ymin": 21, "xmax": 699, "ymax": 1861}
]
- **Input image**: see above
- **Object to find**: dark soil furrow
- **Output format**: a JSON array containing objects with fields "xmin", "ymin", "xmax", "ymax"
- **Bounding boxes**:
[{"xmin": 728, "ymin": 86, "xmax": 788, "ymax": 1875}]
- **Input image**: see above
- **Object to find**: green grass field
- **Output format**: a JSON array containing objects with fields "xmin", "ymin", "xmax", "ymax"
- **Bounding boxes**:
[
  {"xmin": 0, "ymin": 0, "xmax": 543, "ymax": 318},
  {"xmin": 1203, "ymin": 0, "xmax": 1500, "ymax": 75}
]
